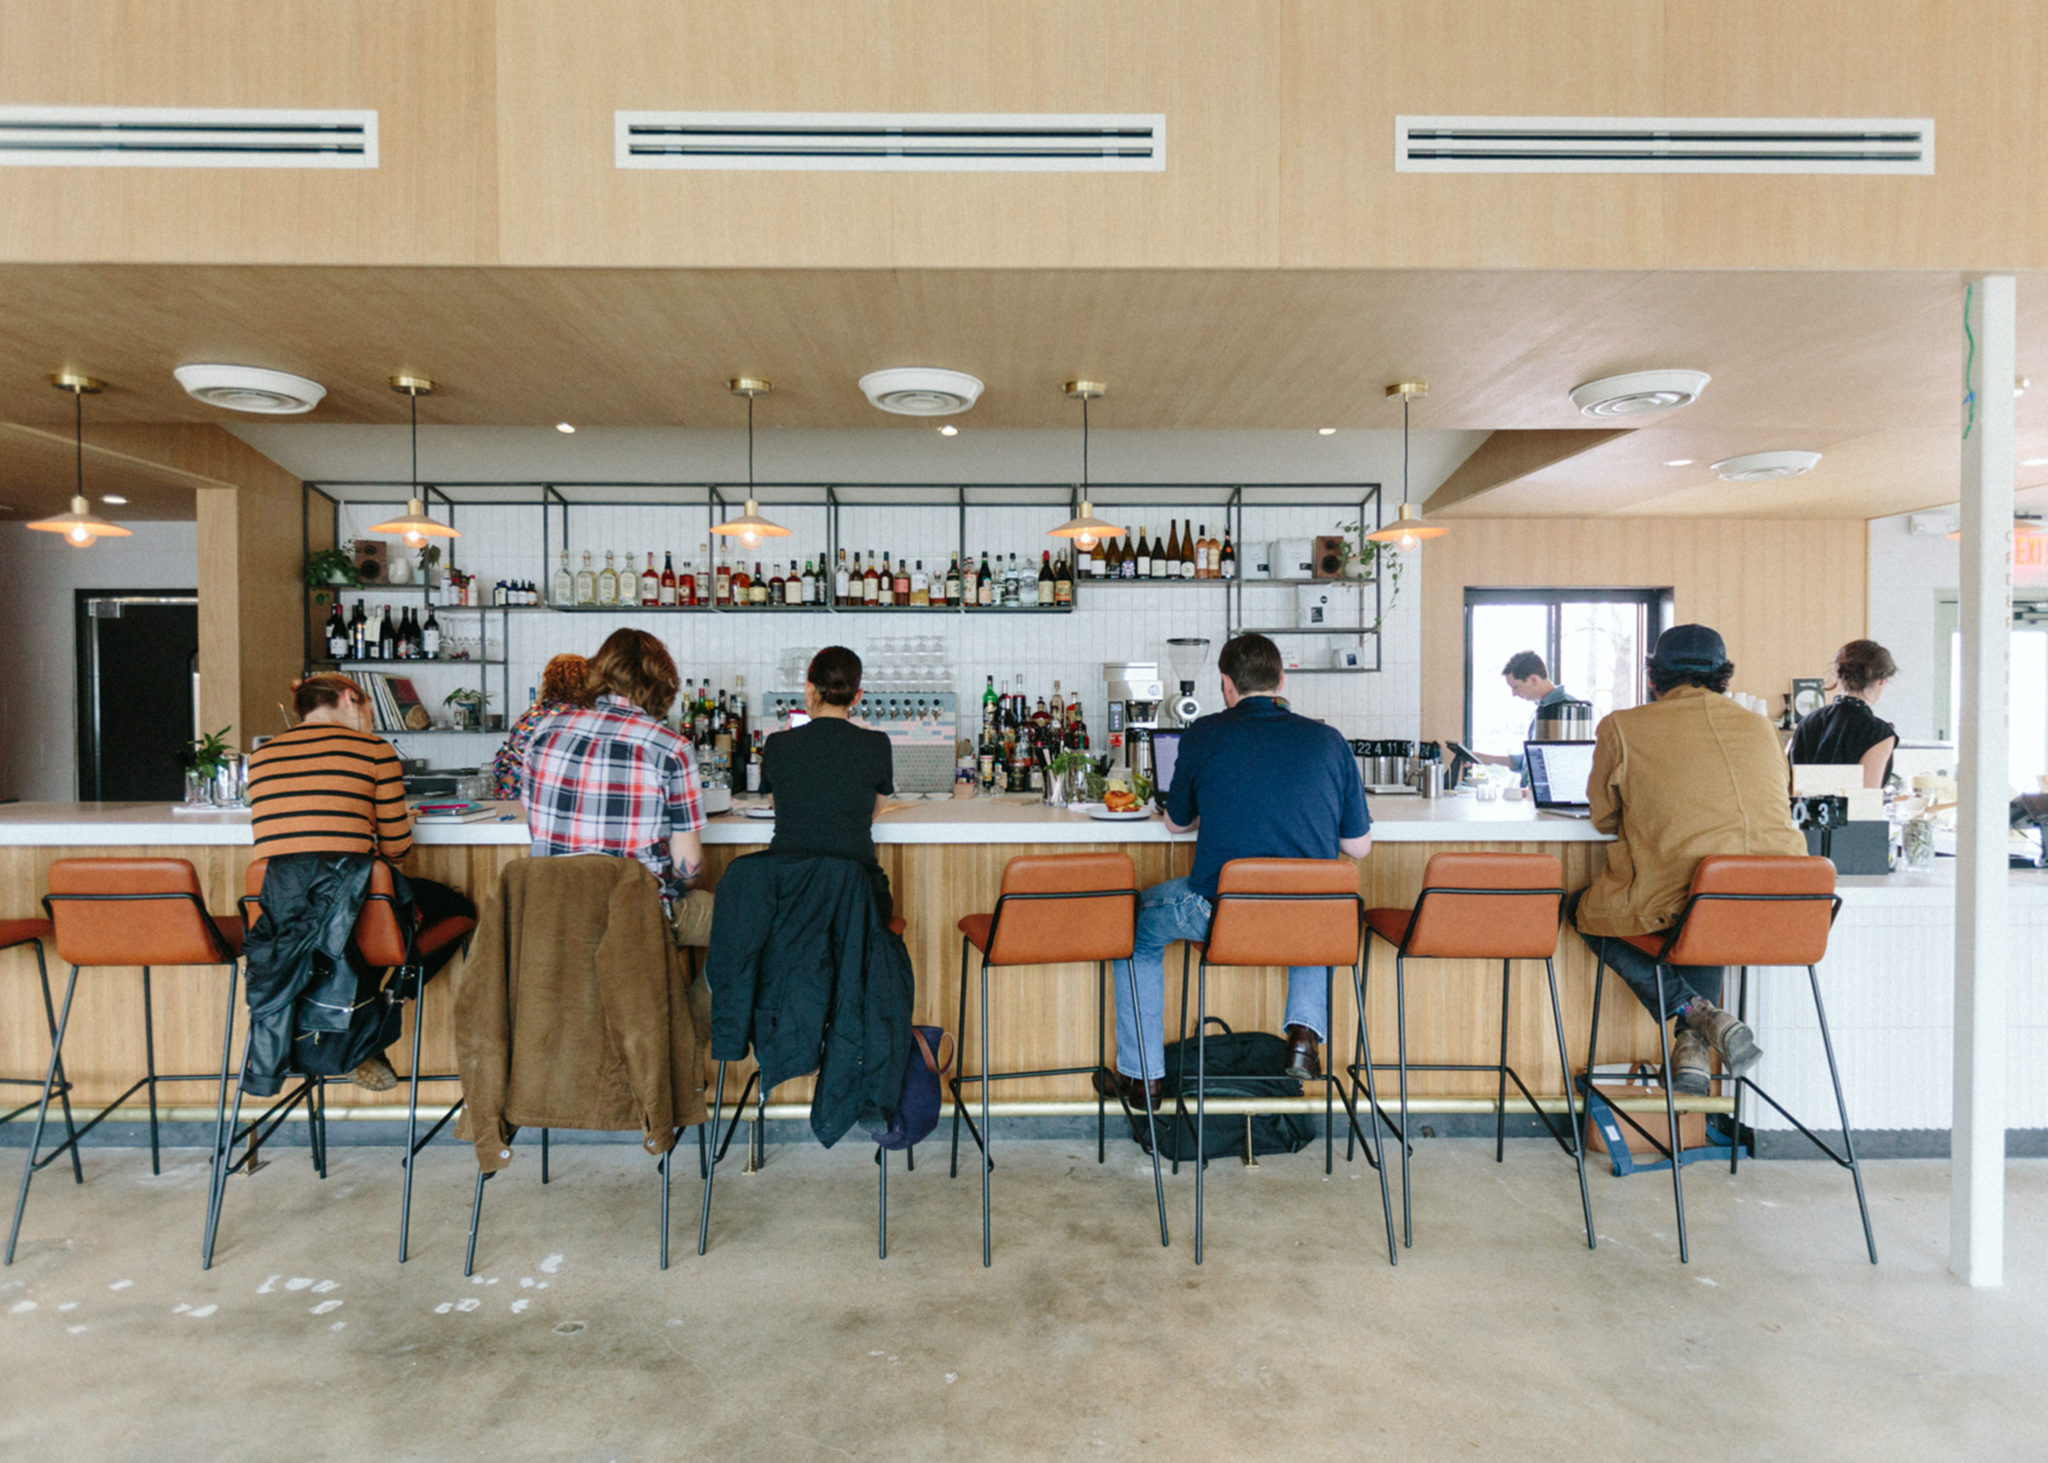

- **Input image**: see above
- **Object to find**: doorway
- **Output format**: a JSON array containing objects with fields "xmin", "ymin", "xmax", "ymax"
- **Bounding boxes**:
[{"xmin": 75, "ymin": 592, "xmax": 200, "ymax": 801}]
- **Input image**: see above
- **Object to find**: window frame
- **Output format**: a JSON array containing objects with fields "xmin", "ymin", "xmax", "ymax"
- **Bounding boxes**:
[{"xmin": 1462, "ymin": 586, "xmax": 1671, "ymax": 744}]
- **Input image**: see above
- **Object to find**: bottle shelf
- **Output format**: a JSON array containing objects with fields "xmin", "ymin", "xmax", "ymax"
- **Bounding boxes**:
[
  {"xmin": 318, "ymin": 658, "xmax": 508, "ymax": 668},
  {"xmin": 1231, "ymin": 627, "xmax": 1380, "ymax": 637},
  {"xmin": 505, "ymin": 602, "xmax": 1073, "ymax": 616}
]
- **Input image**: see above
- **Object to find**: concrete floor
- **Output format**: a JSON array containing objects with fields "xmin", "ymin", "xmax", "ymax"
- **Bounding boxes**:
[{"xmin": 0, "ymin": 1135, "xmax": 2042, "ymax": 1461}]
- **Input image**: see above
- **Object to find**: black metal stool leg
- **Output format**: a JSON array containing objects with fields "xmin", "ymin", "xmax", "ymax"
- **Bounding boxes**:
[
  {"xmin": 31, "ymin": 943, "xmax": 82, "ymax": 1185},
  {"xmin": 659, "ymin": 1141, "xmax": 672, "ymax": 1271},
  {"xmin": 979, "ymin": 950, "xmax": 992, "ymax": 1268},
  {"xmin": 142, "ymin": 966, "xmax": 161, "ymax": 1175},
  {"xmin": 697, "ymin": 1061, "xmax": 727, "ymax": 1256},
  {"xmin": 1545, "ymin": 956, "xmax": 1595, "ymax": 1250},
  {"xmin": 200, "ymin": 963, "xmax": 242, "ymax": 1268},
  {"xmin": 1395, "ymin": 954, "xmax": 1412, "ymax": 1248},
  {"xmin": 1808, "ymin": 966, "xmax": 1877, "ymax": 1265},
  {"xmin": 1348, "ymin": 960, "xmax": 1370, "ymax": 1164},
  {"xmin": 949, "ymin": 935, "xmax": 970, "ymax": 1179},
  {"xmin": 399, "ymin": 981, "xmax": 427, "ymax": 1262},
  {"xmin": 1322, "ymin": 966, "xmax": 1335, "ymax": 1175},
  {"xmin": 1095, "ymin": 960, "xmax": 1107, "ymax": 1164},
  {"xmin": 1194, "ymin": 957, "xmax": 1208, "ymax": 1265},
  {"xmin": 1171, "ymin": 943, "xmax": 1193, "ymax": 1178},
  {"xmin": 1122, "ymin": 956, "xmax": 1168, "ymax": 1248},
  {"xmin": 877, "ymin": 1146, "xmax": 888, "ymax": 1261},
  {"xmin": 6, "ymin": 963, "xmax": 81, "ymax": 1266},
  {"xmin": 1654, "ymin": 970, "xmax": 1689, "ymax": 1264},
  {"xmin": 464, "ymin": 1170, "xmax": 488, "ymax": 1276},
  {"xmin": 1349, "ymin": 963, "xmax": 1398, "ymax": 1267},
  {"xmin": 1495, "ymin": 959, "xmax": 1512, "ymax": 1163},
  {"xmin": 1730, "ymin": 966, "xmax": 1747, "ymax": 1176},
  {"xmin": 541, "ymin": 1127, "xmax": 550, "ymax": 1185}
]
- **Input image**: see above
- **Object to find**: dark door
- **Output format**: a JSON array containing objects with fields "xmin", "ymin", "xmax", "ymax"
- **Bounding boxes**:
[{"xmin": 76, "ymin": 593, "xmax": 200, "ymax": 801}]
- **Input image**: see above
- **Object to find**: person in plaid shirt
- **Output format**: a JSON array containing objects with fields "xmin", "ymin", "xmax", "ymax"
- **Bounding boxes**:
[{"xmin": 522, "ymin": 628, "xmax": 713, "ymax": 946}]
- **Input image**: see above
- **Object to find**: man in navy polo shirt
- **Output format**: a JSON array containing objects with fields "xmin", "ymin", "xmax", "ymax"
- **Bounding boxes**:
[{"xmin": 1097, "ymin": 634, "xmax": 1373, "ymax": 1104}]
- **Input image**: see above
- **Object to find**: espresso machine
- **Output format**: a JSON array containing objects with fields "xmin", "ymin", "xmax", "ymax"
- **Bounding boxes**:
[
  {"xmin": 1102, "ymin": 661, "xmax": 1163, "ymax": 780},
  {"xmin": 1164, "ymin": 637, "xmax": 1211, "ymax": 727}
]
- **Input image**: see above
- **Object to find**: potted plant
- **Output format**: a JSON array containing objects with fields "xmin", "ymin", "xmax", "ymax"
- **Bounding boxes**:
[
  {"xmin": 1045, "ymin": 748, "xmax": 1093, "ymax": 807},
  {"xmin": 305, "ymin": 547, "xmax": 361, "ymax": 606},
  {"xmin": 1334, "ymin": 518, "xmax": 1405, "ymax": 630},
  {"xmin": 443, "ymin": 687, "xmax": 488, "ymax": 731},
  {"xmin": 180, "ymin": 726, "xmax": 235, "ymax": 806},
  {"xmin": 416, "ymin": 543, "xmax": 444, "ymax": 588}
]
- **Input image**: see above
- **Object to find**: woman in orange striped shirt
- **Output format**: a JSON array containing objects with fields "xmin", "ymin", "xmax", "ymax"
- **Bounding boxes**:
[{"xmin": 246, "ymin": 675, "xmax": 474, "ymax": 1088}]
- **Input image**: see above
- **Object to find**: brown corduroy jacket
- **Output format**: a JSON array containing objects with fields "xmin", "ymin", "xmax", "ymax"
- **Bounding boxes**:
[{"xmin": 456, "ymin": 854, "xmax": 708, "ymax": 1172}]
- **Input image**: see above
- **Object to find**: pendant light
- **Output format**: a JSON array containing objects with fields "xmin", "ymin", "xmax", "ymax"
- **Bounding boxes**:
[
  {"xmin": 709, "ymin": 377, "xmax": 790, "ymax": 550},
  {"xmin": 28, "ymin": 373, "xmax": 130, "ymax": 548},
  {"xmin": 368, "ymin": 376, "xmax": 460, "ymax": 548},
  {"xmin": 1365, "ymin": 380, "xmax": 1447, "ymax": 551},
  {"xmin": 1047, "ymin": 380, "xmax": 1122, "ymax": 551}
]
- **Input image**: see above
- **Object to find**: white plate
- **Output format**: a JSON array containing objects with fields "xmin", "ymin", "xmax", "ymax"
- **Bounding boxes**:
[
  {"xmin": 741, "ymin": 807, "xmax": 777, "ymax": 820},
  {"xmin": 1087, "ymin": 807, "xmax": 1154, "ymax": 821}
]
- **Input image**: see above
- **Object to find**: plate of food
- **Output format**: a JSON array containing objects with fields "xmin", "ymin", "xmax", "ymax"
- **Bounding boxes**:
[
  {"xmin": 1087, "ymin": 806, "xmax": 1154, "ymax": 821},
  {"xmin": 1087, "ymin": 781, "xmax": 1154, "ymax": 820}
]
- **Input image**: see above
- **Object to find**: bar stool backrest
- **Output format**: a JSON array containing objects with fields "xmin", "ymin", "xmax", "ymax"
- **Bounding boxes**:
[
  {"xmin": 1400, "ymin": 852, "xmax": 1563, "ymax": 960},
  {"xmin": 1205, "ymin": 858, "xmax": 1362, "ymax": 968},
  {"xmin": 46, "ymin": 857, "xmax": 232, "ymax": 967},
  {"xmin": 986, "ymin": 852, "xmax": 1138, "ymax": 966},
  {"xmin": 1662, "ymin": 855, "xmax": 1839, "ymax": 968},
  {"xmin": 244, "ymin": 857, "xmax": 412, "ymax": 968}
]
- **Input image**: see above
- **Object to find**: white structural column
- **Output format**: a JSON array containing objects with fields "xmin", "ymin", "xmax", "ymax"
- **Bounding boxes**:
[{"xmin": 1952, "ymin": 274, "xmax": 2015, "ymax": 1287}]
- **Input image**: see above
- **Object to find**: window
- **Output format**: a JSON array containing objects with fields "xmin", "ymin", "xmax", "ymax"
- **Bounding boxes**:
[
  {"xmin": 1935, "ymin": 595, "xmax": 2048, "ymax": 789},
  {"xmin": 1464, "ymin": 588, "xmax": 1668, "ymax": 752}
]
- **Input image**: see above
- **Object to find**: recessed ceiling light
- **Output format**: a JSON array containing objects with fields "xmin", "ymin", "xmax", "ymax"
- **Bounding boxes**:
[
  {"xmin": 1569, "ymin": 369, "xmax": 1711, "ymax": 418},
  {"xmin": 555, "ymin": 422, "xmax": 576, "ymax": 434},
  {"xmin": 172, "ymin": 363, "xmax": 326, "ymax": 414},
  {"xmin": 936, "ymin": 423, "xmax": 958, "ymax": 436},
  {"xmin": 2026, "ymin": 457, "xmax": 2048, "ymax": 467},
  {"xmin": 858, "ymin": 367, "xmax": 984, "ymax": 416},
  {"xmin": 1663, "ymin": 458, "xmax": 1695, "ymax": 467},
  {"xmin": 1318, "ymin": 427, "xmax": 1337, "ymax": 436},
  {"xmin": 100, "ymin": 495, "xmax": 128, "ymax": 505},
  {"xmin": 1710, "ymin": 450, "xmax": 1823, "ymax": 482},
  {"xmin": 2019, "ymin": 377, "xmax": 2032, "ymax": 398}
]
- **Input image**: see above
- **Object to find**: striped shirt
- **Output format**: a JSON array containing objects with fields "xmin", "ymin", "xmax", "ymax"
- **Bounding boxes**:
[
  {"xmin": 523, "ymin": 694, "xmax": 701, "ymax": 897},
  {"xmin": 247, "ymin": 723, "xmax": 414, "ymax": 860}
]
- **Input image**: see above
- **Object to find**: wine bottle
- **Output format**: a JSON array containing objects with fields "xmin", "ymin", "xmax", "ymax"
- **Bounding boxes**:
[
  {"xmin": 658, "ymin": 551, "xmax": 677, "ymax": 606},
  {"xmin": 1219, "ymin": 532, "xmax": 1237, "ymax": 580},
  {"xmin": 946, "ymin": 555, "xmax": 963, "ymax": 606},
  {"xmin": 1165, "ymin": 521, "xmax": 1181, "ymax": 569},
  {"xmin": 1054, "ymin": 551, "xmax": 1073, "ymax": 606},
  {"xmin": 1037, "ymin": 550, "xmax": 1056, "ymax": 607},
  {"xmin": 325, "ymin": 604, "xmax": 348, "ymax": 660},
  {"xmin": 1135, "ymin": 526, "xmax": 1152, "ymax": 578},
  {"xmin": 641, "ymin": 550, "xmax": 661, "ymax": 605},
  {"xmin": 1180, "ymin": 519, "xmax": 1197, "ymax": 579},
  {"xmin": 422, "ymin": 607, "xmax": 441, "ymax": 659},
  {"xmin": 751, "ymin": 563, "xmax": 768, "ymax": 606},
  {"xmin": 834, "ymin": 548, "xmax": 850, "ymax": 606}
]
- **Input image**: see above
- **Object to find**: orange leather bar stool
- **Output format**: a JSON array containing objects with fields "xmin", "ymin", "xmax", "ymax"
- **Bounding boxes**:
[
  {"xmin": 1358, "ymin": 853, "xmax": 1594, "ymax": 1251},
  {"xmin": 0, "ymin": 920, "xmax": 80, "ymax": 1182},
  {"xmin": 208, "ymin": 860, "xmax": 475, "ymax": 1268},
  {"xmin": 6, "ymin": 859, "xmax": 243, "ymax": 1266},
  {"xmin": 1583, "ymin": 855, "xmax": 1871, "ymax": 1265},
  {"xmin": 1187, "ymin": 859, "xmax": 1397, "ymax": 1266},
  {"xmin": 948, "ymin": 852, "xmax": 1166, "ymax": 1267}
]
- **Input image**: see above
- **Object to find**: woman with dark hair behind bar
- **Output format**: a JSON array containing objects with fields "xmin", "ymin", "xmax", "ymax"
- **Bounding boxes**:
[
  {"xmin": 1788, "ymin": 639, "xmax": 1899, "ymax": 788},
  {"xmin": 490, "ymin": 653, "xmax": 592, "ymax": 801},
  {"xmin": 759, "ymin": 646, "xmax": 896, "ymax": 913}
]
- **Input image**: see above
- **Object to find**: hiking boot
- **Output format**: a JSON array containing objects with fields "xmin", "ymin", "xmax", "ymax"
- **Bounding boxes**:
[
  {"xmin": 348, "ymin": 1055, "xmax": 399, "ymax": 1092},
  {"xmin": 1684, "ymin": 998, "xmax": 1763, "ymax": 1080},
  {"xmin": 1669, "ymin": 1029, "xmax": 1712, "ymax": 1096},
  {"xmin": 1283, "ymin": 1026, "xmax": 1323, "ymax": 1080}
]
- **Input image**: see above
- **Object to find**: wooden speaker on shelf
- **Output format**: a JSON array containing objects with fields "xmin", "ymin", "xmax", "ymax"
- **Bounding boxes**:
[
  {"xmin": 354, "ymin": 541, "xmax": 387, "ymax": 583},
  {"xmin": 1313, "ymin": 535, "xmax": 1346, "ymax": 580}
]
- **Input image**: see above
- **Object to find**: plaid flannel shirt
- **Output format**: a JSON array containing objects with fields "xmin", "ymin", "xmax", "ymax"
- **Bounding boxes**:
[{"xmin": 522, "ymin": 694, "xmax": 702, "ymax": 897}]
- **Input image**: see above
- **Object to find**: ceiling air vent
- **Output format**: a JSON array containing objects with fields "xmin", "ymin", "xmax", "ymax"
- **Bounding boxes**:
[
  {"xmin": 0, "ymin": 106, "xmax": 376, "ymax": 168},
  {"xmin": 1396, "ymin": 115, "xmax": 1932, "ymax": 175},
  {"xmin": 616, "ymin": 111, "xmax": 1164, "ymax": 172}
]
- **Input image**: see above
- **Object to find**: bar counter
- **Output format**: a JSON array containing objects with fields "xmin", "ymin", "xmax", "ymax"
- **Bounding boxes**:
[{"xmin": 3, "ymin": 798, "xmax": 2028, "ymax": 1139}]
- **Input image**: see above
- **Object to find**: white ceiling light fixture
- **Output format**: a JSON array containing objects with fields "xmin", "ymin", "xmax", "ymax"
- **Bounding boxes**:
[
  {"xmin": 1710, "ymin": 450, "xmax": 1823, "ymax": 482},
  {"xmin": 28, "ymin": 372, "xmax": 129, "ymax": 548},
  {"xmin": 368, "ymin": 376, "xmax": 459, "ymax": 548},
  {"xmin": 1663, "ymin": 458, "xmax": 1695, "ymax": 467},
  {"xmin": 1569, "ymin": 369, "xmax": 1711, "ymax": 418},
  {"xmin": 555, "ymin": 421, "xmax": 576, "ymax": 434},
  {"xmin": 709, "ymin": 377, "xmax": 791, "ymax": 551},
  {"xmin": 937, "ymin": 423, "xmax": 958, "ymax": 437},
  {"xmin": 1366, "ymin": 381, "xmax": 1448, "ymax": 551},
  {"xmin": 2024, "ymin": 457, "xmax": 2048, "ymax": 467},
  {"xmin": 101, "ymin": 495, "xmax": 128, "ymax": 505},
  {"xmin": 173, "ymin": 363, "xmax": 327, "ymax": 415},
  {"xmin": 858, "ymin": 367, "xmax": 984, "ymax": 417},
  {"xmin": 1047, "ymin": 380, "xmax": 1122, "ymax": 553},
  {"xmin": 1318, "ymin": 427, "xmax": 1338, "ymax": 436}
]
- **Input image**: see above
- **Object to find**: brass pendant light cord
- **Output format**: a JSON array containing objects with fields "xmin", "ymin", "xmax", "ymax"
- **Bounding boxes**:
[
  {"xmin": 748, "ymin": 394, "xmax": 755, "ymax": 489},
  {"xmin": 1401, "ymin": 392, "xmax": 1410, "ymax": 510},
  {"xmin": 1082, "ymin": 394, "xmax": 1090, "ymax": 489},
  {"xmin": 410, "ymin": 390, "xmax": 419, "ymax": 500},
  {"xmin": 74, "ymin": 387, "xmax": 83, "ymax": 500}
]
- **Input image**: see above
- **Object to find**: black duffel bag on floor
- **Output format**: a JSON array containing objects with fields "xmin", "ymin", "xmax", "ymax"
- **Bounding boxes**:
[{"xmin": 1128, "ymin": 1017, "xmax": 1316, "ymax": 1164}]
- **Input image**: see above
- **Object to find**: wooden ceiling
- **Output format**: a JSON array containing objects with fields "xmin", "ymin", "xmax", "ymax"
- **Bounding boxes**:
[{"xmin": 0, "ymin": 263, "xmax": 2040, "ymax": 521}]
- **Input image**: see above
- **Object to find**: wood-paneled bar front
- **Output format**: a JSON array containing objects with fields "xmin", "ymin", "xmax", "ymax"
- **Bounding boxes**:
[{"xmin": 0, "ymin": 801, "xmax": 1664, "ymax": 1123}]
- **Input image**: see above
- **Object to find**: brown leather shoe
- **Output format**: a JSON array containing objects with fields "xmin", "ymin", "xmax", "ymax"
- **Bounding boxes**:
[
  {"xmin": 1093, "ymin": 1066, "xmax": 1165, "ymax": 1110},
  {"xmin": 348, "ymin": 1055, "xmax": 399, "ymax": 1092},
  {"xmin": 1283, "ymin": 1025, "xmax": 1322, "ymax": 1080}
]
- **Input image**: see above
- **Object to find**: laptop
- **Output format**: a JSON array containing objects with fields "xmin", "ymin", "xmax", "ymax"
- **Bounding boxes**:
[
  {"xmin": 1149, "ymin": 730, "xmax": 1182, "ymax": 809},
  {"xmin": 1523, "ymin": 740, "xmax": 1595, "ymax": 818}
]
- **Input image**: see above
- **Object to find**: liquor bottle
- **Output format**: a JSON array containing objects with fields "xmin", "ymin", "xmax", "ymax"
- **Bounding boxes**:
[
  {"xmin": 658, "ymin": 551, "xmax": 678, "ymax": 606},
  {"xmin": 1180, "ymin": 520, "xmax": 1197, "ymax": 579},
  {"xmin": 834, "ymin": 549, "xmax": 850, "ymax": 606},
  {"xmin": 595, "ymin": 551, "xmax": 618, "ymax": 605},
  {"xmin": 1054, "ymin": 551, "xmax": 1074, "ymax": 607},
  {"xmin": 347, "ymin": 602, "xmax": 367, "ymax": 658},
  {"xmin": 799, "ymin": 558, "xmax": 815, "ymax": 605},
  {"xmin": 551, "ymin": 552, "xmax": 574, "ymax": 606},
  {"xmin": 863, "ymin": 553, "xmax": 881, "ymax": 605},
  {"xmin": 1135, "ymin": 526, "xmax": 1152, "ymax": 578},
  {"xmin": 893, "ymin": 556, "xmax": 911, "ymax": 606},
  {"xmin": 729, "ymin": 561, "xmax": 750, "ymax": 606},
  {"xmin": 745, "ymin": 730, "xmax": 764, "ymax": 793},
  {"xmin": 422, "ymin": 607, "xmax": 441, "ymax": 659},
  {"xmin": 713, "ymin": 555, "xmax": 731, "ymax": 607},
  {"xmin": 623, "ymin": 553, "xmax": 640, "ymax": 605},
  {"xmin": 764, "ymin": 563, "xmax": 780, "ymax": 605},
  {"xmin": 1219, "ymin": 532, "xmax": 1237, "ymax": 579},
  {"xmin": 945, "ymin": 555, "xmax": 963, "ymax": 606},
  {"xmin": 977, "ymin": 722, "xmax": 999, "ymax": 792},
  {"xmin": 975, "ymin": 551, "xmax": 993, "ymax": 606},
  {"xmin": 873, "ymin": 552, "xmax": 891, "ymax": 607},
  {"xmin": 751, "ymin": 563, "xmax": 769, "ymax": 606},
  {"xmin": 1034, "ymin": 550, "xmax": 1053, "ymax": 607},
  {"xmin": 1066, "ymin": 700, "xmax": 1090, "ymax": 751},
  {"xmin": 575, "ymin": 551, "xmax": 597, "ymax": 605},
  {"xmin": 1192, "ymin": 525, "xmax": 1210, "ymax": 579},
  {"xmin": 641, "ymin": 551, "xmax": 661, "ymax": 606},
  {"xmin": 909, "ymin": 559, "xmax": 929, "ymax": 606}
]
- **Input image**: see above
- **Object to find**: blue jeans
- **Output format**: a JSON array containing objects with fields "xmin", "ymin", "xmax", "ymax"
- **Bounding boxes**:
[
  {"xmin": 1565, "ymin": 889, "xmax": 1723, "ymax": 1021},
  {"xmin": 1113, "ymin": 876, "xmax": 1330, "ymax": 1080}
]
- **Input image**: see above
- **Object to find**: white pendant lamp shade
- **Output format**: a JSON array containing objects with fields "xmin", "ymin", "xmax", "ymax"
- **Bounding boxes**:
[
  {"xmin": 1365, "ymin": 500, "xmax": 1448, "ymax": 551},
  {"xmin": 1048, "ymin": 500, "xmax": 1121, "ymax": 551},
  {"xmin": 33, "ymin": 372, "xmax": 125, "ymax": 548},
  {"xmin": 28, "ymin": 494, "xmax": 130, "ymax": 546},
  {"xmin": 371, "ymin": 374, "xmax": 460, "ymax": 549},
  {"xmin": 709, "ymin": 377, "xmax": 790, "ymax": 548}
]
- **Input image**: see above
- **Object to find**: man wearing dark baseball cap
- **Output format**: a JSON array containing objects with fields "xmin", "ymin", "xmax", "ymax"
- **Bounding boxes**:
[{"xmin": 1567, "ymin": 624, "xmax": 1806, "ymax": 1095}]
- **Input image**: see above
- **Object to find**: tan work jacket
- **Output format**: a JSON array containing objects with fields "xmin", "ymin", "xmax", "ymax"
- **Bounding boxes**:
[{"xmin": 1575, "ymin": 685, "xmax": 1806, "ymax": 938}]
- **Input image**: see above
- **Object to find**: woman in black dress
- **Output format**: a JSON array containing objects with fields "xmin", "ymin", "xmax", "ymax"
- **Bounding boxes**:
[{"xmin": 1788, "ymin": 639, "xmax": 1898, "ymax": 788}]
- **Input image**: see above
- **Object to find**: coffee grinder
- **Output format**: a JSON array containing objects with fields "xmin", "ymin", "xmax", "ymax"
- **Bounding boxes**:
[
  {"xmin": 1165, "ymin": 637, "xmax": 1212, "ymax": 727},
  {"xmin": 1101, "ymin": 661, "xmax": 1163, "ymax": 781}
]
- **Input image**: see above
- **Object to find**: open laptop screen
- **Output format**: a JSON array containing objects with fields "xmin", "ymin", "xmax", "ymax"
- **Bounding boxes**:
[
  {"xmin": 1523, "ymin": 740, "xmax": 1595, "ymax": 810},
  {"xmin": 1149, "ymin": 730, "xmax": 1182, "ymax": 806}
]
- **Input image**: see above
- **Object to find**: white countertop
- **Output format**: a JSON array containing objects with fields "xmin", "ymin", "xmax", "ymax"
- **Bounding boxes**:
[{"xmin": 0, "ymin": 794, "xmax": 1615, "ymax": 848}]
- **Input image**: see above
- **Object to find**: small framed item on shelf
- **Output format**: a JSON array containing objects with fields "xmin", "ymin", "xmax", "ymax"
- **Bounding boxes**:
[
  {"xmin": 1295, "ymin": 584, "xmax": 1337, "ymax": 627},
  {"xmin": 1330, "ymin": 645, "xmax": 1367, "ymax": 670}
]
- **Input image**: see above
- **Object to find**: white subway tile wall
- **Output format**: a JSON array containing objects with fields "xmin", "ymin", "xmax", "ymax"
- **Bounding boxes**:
[{"xmin": 340, "ymin": 497, "xmax": 1425, "ymax": 772}]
